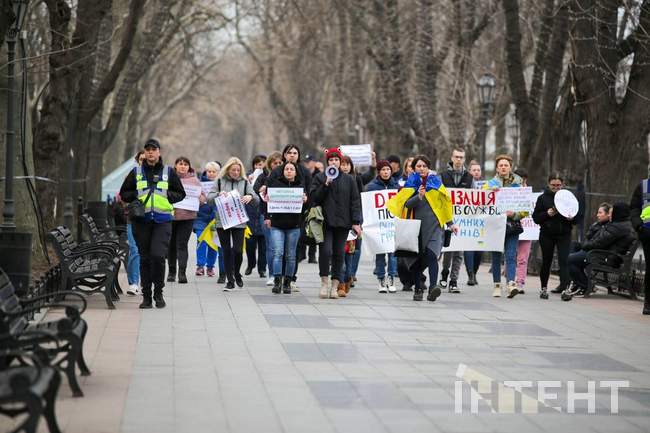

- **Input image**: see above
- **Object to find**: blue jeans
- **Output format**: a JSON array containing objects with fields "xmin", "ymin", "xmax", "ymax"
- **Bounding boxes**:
[
  {"xmin": 270, "ymin": 227, "xmax": 301, "ymax": 277},
  {"xmin": 262, "ymin": 221, "xmax": 274, "ymax": 276},
  {"xmin": 126, "ymin": 224, "xmax": 140, "ymax": 285},
  {"xmin": 464, "ymin": 251, "xmax": 482, "ymax": 274},
  {"xmin": 194, "ymin": 228, "xmax": 218, "ymax": 269},
  {"xmin": 343, "ymin": 239, "xmax": 363, "ymax": 282},
  {"xmin": 374, "ymin": 253, "xmax": 397, "ymax": 279},
  {"xmin": 491, "ymin": 233, "xmax": 519, "ymax": 283}
]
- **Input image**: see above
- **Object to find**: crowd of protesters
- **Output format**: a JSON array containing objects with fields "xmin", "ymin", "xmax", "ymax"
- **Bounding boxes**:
[{"xmin": 119, "ymin": 138, "xmax": 648, "ymax": 315}]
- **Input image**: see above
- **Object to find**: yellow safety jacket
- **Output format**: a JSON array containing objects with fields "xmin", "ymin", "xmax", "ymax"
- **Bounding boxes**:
[{"xmin": 136, "ymin": 165, "xmax": 174, "ymax": 222}]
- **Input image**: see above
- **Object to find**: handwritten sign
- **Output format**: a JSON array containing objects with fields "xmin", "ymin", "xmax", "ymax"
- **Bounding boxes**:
[
  {"xmin": 174, "ymin": 184, "xmax": 202, "ymax": 211},
  {"xmin": 442, "ymin": 188, "xmax": 506, "ymax": 252},
  {"xmin": 340, "ymin": 144, "xmax": 372, "ymax": 167},
  {"xmin": 519, "ymin": 192, "xmax": 542, "ymax": 241},
  {"xmin": 267, "ymin": 188, "xmax": 304, "ymax": 214},
  {"xmin": 361, "ymin": 190, "xmax": 398, "ymax": 255},
  {"xmin": 201, "ymin": 181, "xmax": 215, "ymax": 196},
  {"xmin": 496, "ymin": 187, "xmax": 533, "ymax": 213},
  {"xmin": 215, "ymin": 190, "xmax": 249, "ymax": 229}
]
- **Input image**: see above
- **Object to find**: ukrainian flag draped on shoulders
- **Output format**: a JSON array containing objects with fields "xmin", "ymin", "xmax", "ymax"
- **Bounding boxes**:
[{"xmin": 387, "ymin": 172, "xmax": 453, "ymax": 227}]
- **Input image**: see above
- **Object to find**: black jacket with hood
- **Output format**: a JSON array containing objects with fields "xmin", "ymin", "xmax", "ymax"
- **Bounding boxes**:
[
  {"xmin": 582, "ymin": 203, "xmax": 636, "ymax": 256},
  {"xmin": 440, "ymin": 162, "xmax": 473, "ymax": 189}
]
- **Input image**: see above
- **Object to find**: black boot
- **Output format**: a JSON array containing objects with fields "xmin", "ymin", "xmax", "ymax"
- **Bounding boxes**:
[
  {"xmin": 178, "ymin": 268, "xmax": 188, "ymax": 284},
  {"xmin": 413, "ymin": 288, "xmax": 424, "ymax": 301},
  {"xmin": 282, "ymin": 277, "xmax": 292, "ymax": 294},
  {"xmin": 643, "ymin": 299, "xmax": 650, "ymax": 315},
  {"xmin": 467, "ymin": 271, "xmax": 477, "ymax": 286},
  {"xmin": 153, "ymin": 292, "xmax": 166, "ymax": 308},
  {"xmin": 272, "ymin": 276, "xmax": 282, "ymax": 294},
  {"xmin": 427, "ymin": 285, "xmax": 442, "ymax": 302},
  {"xmin": 167, "ymin": 267, "xmax": 176, "ymax": 282},
  {"xmin": 139, "ymin": 296, "xmax": 153, "ymax": 309},
  {"xmin": 217, "ymin": 274, "xmax": 226, "ymax": 284}
]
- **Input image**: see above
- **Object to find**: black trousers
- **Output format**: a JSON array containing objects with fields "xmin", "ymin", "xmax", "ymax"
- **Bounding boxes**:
[
  {"xmin": 168, "ymin": 219, "xmax": 195, "ymax": 273},
  {"xmin": 539, "ymin": 232, "xmax": 571, "ymax": 288},
  {"xmin": 217, "ymin": 228, "xmax": 245, "ymax": 282},
  {"xmin": 319, "ymin": 226, "xmax": 349, "ymax": 281},
  {"xmin": 640, "ymin": 229, "xmax": 650, "ymax": 299},
  {"xmin": 132, "ymin": 220, "xmax": 172, "ymax": 297},
  {"xmin": 246, "ymin": 235, "xmax": 267, "ymax": 274}
]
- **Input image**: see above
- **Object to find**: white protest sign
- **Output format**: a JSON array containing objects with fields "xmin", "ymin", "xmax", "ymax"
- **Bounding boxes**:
[
  {"xmin": 496, "ymin": 187, "xmax": 533, "ymax": 213},
  {"xmin": 249, "ymin": 168, "xmax": 264, "ymax": 187},
  {"xmin": 340, "ymin": 144, "xmax": 372, "ymax": 167},
  {"xmin": 442, "ymin": 188, "xmax": 506, "ymax": 252},
  {"xmin": 520, "ymin": 192, "xmax": 542, "ymax": 241},
  {"xmin": 201, "ymin": 181, "xmax": 215, "ymax": 196},
  {"xmin": 361, "ymin": 189, "xmax": 398, "ymax": 255},
  {"xmin": 555, "ymin": 189, "xmax": 579, "ymax": 218},
  {"xmin": 267, "ymin": 188, "xmax": 304, "ymax": 214},
  {"xmin": 215, "ymin": 190, "xmax": 249, "ymax": 229},
  {"xmin": 174, "ymin": 183, "xmax": 202, "ymax": 211}
]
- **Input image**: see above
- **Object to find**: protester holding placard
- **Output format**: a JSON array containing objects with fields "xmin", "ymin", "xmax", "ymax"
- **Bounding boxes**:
[
  {"xmin": 262, "ymin": 162, "xmax": 307, "ymax": 294},
  {"xmin": 483, "ymin": 154, "xmax": 526, "ymax": 298},
  {"xmin": 388, "ymin": 155, "xmax": 457, "ymax": 302},
  {"xmin": 244, "ymin": 155, "xmax": 268, "ymax": 279},
  {"xmin": 254, "ymin": 151, "xmax": 284, "ymax": 286},
  {"xmin": 310, "ymin": 147, "xmax": 362, "ymax": 299},
  {"xmin": 168, "ymin": 157, "xmax": 206, "ymax": 284},
  {"xmin": 207, "ymin": 157, "xmax": 259, "ymax": 291},
  {"xmin": 463, "ymin": 160, "xmax": 483, "ymax": 286},
  {"xmin": 193, "ymin": 161, "xmax": 224, "ymax": 280},
  {"xmin": 439, "ymin": 148, "xmax": 474, "ymax": 293},
  {"xmin": 366, "ymin": 159, "xmax": 399, "ymax": 293},
  {"xmin": 532, "ymin": 173, "xmax": 582, "ymax": 297},
  {"xmin": 513, "ymin": 168, "xmax": 533, "ymax": 294},
  {"xmin": 339, "ymin": 154, "xmax": 365, "ymax": 297}
]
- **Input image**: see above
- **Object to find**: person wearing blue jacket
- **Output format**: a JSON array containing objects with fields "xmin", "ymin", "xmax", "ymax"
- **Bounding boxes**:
[
  {"xmin": 193, "ymin": 162, "xmax": 225, "ymax": 281},
  {"xmin": 366, "ymin": 160, "xmax": 400, "ymax": 293}
]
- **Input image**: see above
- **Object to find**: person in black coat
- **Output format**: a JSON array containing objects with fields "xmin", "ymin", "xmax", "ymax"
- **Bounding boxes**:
[
  {"xmin": 630, "ymin": 178, "xmax": 650, "ymax": 314},
  {"xmin": 262, "ymin": 162, "xmax": 307, "ymax": 294},
  {"xmin": 310, "ymin": 147, "xmax": 362, "ymax": 299},
  {"xmin": 568, "ymin": 202, "xmax": 636, "ymax": 293},
  {"xmin": 532, "ymin": 174, "xmax": 583, "ymax": 294},
  {"xmin": 439, "ymin": 148, "xmax": 474, "ymax": 292}
]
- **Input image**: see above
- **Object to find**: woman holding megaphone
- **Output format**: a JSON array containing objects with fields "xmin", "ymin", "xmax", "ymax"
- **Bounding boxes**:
[{"xmin": 310, "ymin": 147, "xmax": 362, "ymax": 299}]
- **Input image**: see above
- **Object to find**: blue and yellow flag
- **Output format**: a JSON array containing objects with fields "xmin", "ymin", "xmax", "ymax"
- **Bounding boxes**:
[
  {"xmin": 198, "ymin": 219, "xmax": 219, "ymax": 251},
  {"xmin": 387, "ymin": 172, "xmax": 453, "ymax": 227}
]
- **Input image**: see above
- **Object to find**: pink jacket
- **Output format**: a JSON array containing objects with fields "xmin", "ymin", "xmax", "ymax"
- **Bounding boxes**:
[{"xmin": 173, "ymin": 171, "xmax": 205, "ymax": 221}]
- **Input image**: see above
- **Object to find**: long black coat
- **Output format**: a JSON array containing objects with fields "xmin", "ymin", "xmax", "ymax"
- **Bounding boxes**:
[
  {"xmin": 309, "ymin": 171, "xmax": 361, "ymax": 229},
  {"xmin": 533, "ymin": 188, "xmax": 581, "ymax": 237}
]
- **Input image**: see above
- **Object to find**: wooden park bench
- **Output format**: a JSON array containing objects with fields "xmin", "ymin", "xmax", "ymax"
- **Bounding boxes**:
[
  {"xmin": 80, "ymin": 213, "xmax": 128, "ymax": 269},
  {"xmin": 48, "ymin": 226, "xmax": 121, "ymax": 309},
  {"xmin": 1, "ymin": 267, "xmax": 90, "ymax": 399}
]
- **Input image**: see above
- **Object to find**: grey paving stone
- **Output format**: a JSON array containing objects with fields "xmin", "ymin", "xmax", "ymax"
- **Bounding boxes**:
[
  {"xmin": 265, "ymin": 313, "xmax": 334, "ymax": 329},
  {"xmin": 479, "ymin": 321, "xmax": 560, "ymax": 336},
  {"xmin": 533, "ymin": 352, "xmax": 640, "ymax": 372}
]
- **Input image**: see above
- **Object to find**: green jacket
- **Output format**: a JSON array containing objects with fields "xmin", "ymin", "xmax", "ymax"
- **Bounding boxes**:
[{"xmin": 305, "ymin": 206, "xmax": 324, "ymax": 243}]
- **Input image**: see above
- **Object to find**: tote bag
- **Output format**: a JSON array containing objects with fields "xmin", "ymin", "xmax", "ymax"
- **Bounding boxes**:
[{"xmin": 394, "ymin": 217, "xmax": 421, "ymax": 253}]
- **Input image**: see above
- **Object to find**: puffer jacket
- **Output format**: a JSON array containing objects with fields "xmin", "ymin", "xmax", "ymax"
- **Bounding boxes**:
[
  {"xmin": 533, "ymin": 188, "xmax": 581, "ymax": 237},
  {"xmin": 309, "ymin": 171, "xmax": 361, "ymax": 229},
  {"xmin": 207, "ymin": 175, "xmax": 259, "ymax": 229},
  {"xmin": 366, "ymin": 175, "xmax": 399, "ymax": 192}
]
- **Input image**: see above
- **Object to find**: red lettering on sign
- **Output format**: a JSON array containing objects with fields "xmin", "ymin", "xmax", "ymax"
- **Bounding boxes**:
[{"xmin": 374, "ymin": 193, "xmax": 385, "ymax": 208}]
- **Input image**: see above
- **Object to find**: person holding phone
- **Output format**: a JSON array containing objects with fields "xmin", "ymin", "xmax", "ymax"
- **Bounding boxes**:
[{"xmin": 310, "ymin": 147, "xmax": 362, "ymax": 299}]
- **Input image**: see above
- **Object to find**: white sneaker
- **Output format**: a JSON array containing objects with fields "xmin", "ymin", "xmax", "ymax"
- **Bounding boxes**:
[
  {"xmin": 266, "ymin": 278, "xmax": 275, "ymax": 286},
  {"xmin": 387, "ymin": 276, "xmax": 397, "ymax": 293},
  {"xmin": 492, "ymin": 283, "xmax": 502, "ymax": 298},
  {"xmin": 290, "ymin": 281, "xmax": 299, "ymax": 292},
  {"xmin": 127, "ymin": 284, "xmax": 140, "ymax": 296},
  {"xmin": 378, "ymin": 278, "xmax": 388, "ymax": 293}
]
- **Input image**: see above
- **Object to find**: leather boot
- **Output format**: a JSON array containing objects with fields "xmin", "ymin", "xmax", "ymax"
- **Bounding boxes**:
[
  {"xmin": 139, "ymin": 296, "xmax": 153, "ymax": 309},
  {"xmin": 178, "ymin": 268, "xmax": 188, "ymax": 284},
  {"xmin": 337, "ymin": 281, "xmax": 347, "ymax": 298},
  {"xmin": 467, "ymin": 271, "xmax": 477, "ymax": 286},
  {"xmin": 272, "ymin": 276, "xmax": 282, "ymax": 294},
  {"xmin": 643, "ymin": 299, "xmax": 650, "ymax": 315},
  {"xmin": 319, "ymin": 277, "xmax": 330, "ymax": 299},
  {"xmin": 413, "ymin": 288, "xmax": 424, "ymax": 301},
  {"xmin": 330, "ymin": 279, "xmax": 340, "ymax": 299},
  {"xmin": 427, "ymin": 285, "xmax": 442, "ymax": 302},
  {"xmin": 166, "ymin": 267, "xmax": 176, "ymax": 282},
  {"xmin": 282, "ymin": 277, "xmax": 292, "ymax": 294},
  {"xmin": 344, "ymin": 280, "xmax": 351, "ymax": 294}
]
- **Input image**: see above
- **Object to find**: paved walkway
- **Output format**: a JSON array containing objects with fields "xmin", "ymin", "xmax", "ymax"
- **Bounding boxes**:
[{"xmin": 5, "ymin": 241, "xmax": 650, "ymax": 433}]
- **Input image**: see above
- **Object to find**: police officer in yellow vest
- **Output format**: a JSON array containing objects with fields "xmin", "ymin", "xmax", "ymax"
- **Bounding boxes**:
[
  {"xmin": 630, "ymin": 177, "xmax": 649, "ymax": 315},
  {"xmin": 119, "ymin": 138, "xmax": 186, "ymax": 309}
]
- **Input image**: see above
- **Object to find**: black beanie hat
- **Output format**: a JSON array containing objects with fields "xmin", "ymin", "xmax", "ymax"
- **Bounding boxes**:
[{"xmin": 611, "ymin": 202, "xmax": 630, "ymax": 222}]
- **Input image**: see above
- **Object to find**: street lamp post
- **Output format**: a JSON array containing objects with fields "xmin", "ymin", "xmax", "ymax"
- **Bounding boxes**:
[
  {"xmin": 476, "ymin": 73, "xmax": 496, "ymax": 173},
  {"xmin": 2, "ymin": 0, "xmax": 28, "ymax": 231}
]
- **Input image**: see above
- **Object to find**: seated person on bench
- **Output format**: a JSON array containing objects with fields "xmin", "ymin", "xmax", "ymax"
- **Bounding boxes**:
[{"xmin": 568, "ymin": 202, "xmax": 637, "ymax": 293}]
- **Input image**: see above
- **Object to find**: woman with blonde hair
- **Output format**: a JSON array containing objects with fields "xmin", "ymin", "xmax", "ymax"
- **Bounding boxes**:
[{"xmin": 207, "ymin": 157, "xmax": 259, "ymax": 290}]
